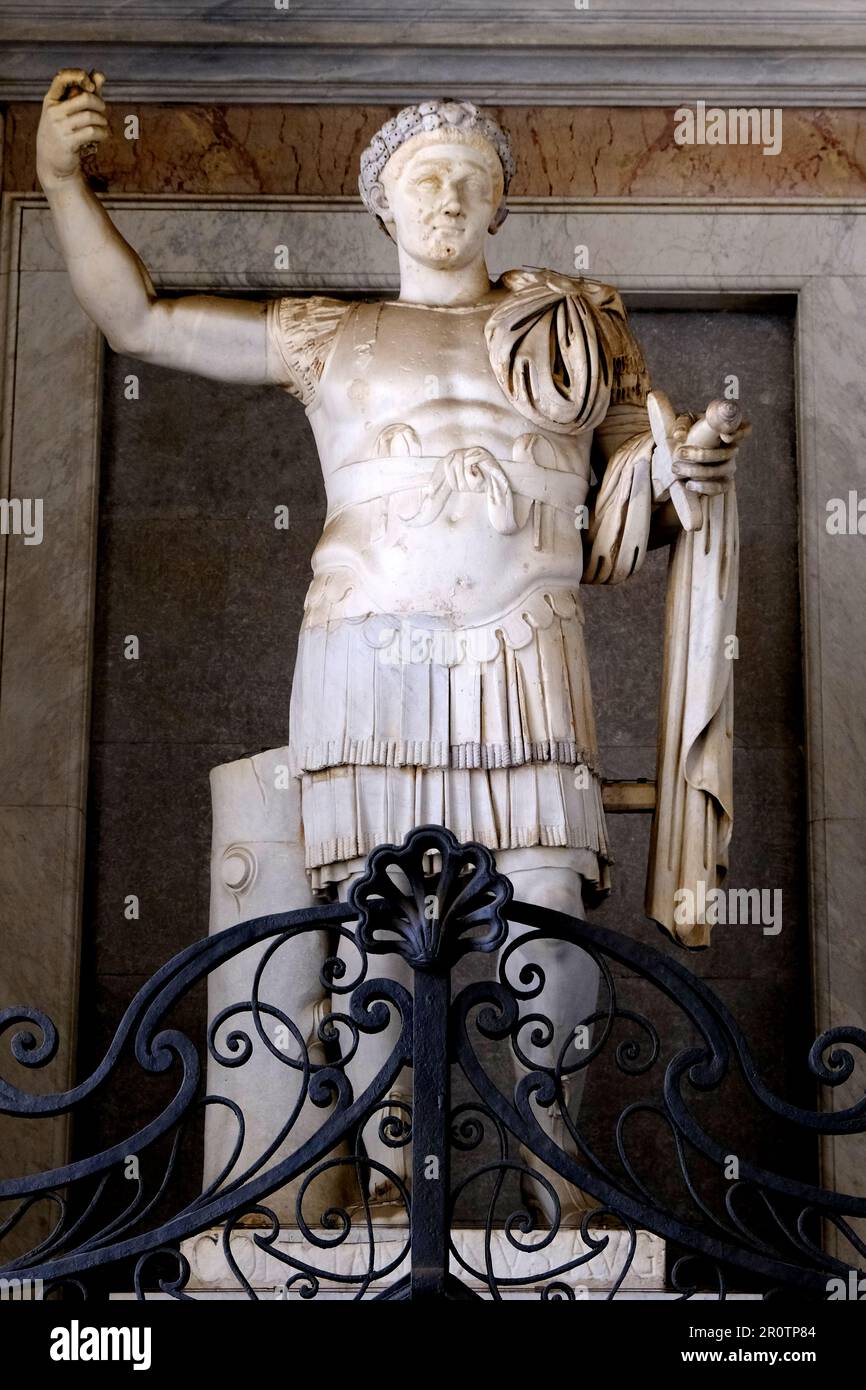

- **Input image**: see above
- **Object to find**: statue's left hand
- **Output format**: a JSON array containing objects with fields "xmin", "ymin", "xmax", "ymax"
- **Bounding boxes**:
[
  {"xmin": 649, "ymin": 391, "xmax": 751, "ymax": 531},
  {"xmin": 670, "ymin": 413, "xmax": 750, "ymax": 497}
]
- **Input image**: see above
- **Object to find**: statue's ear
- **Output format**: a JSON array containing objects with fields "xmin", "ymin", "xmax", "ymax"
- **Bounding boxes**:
[
  {"xmin": 368, "ymin": 182, "xmax": 396, "ymax": 241},
  {"xmin": 369, "ymin": 182, "xmax": 391, "ymax": 222}
]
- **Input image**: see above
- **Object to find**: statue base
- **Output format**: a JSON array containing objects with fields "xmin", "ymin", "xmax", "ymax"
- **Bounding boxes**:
[{"xmin": 177, "ymin": 1225, "xmax": 666, "ymax": 1300}]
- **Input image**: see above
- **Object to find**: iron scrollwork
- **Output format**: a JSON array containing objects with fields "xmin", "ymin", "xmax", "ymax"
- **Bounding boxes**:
[{"xmin": 1, "ymin": 825, "xmax": 865, "ymax": 1301}]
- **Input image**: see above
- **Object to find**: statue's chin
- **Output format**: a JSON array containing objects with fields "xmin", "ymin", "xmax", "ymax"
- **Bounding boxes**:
[{"xmin": 417, "ymin": 241, "xmax": 473, "ymax": 270}]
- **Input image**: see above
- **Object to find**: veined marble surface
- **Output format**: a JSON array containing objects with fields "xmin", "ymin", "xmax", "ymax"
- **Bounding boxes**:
[{"xmin": 5, "ymin": 105, "xmax": 866, "ymax": 201}]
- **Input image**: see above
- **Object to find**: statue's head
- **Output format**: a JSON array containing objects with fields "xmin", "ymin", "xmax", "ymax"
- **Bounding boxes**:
[{"xmin": 358, "ymin": 101, "xmax": 514, "ymax": 269}]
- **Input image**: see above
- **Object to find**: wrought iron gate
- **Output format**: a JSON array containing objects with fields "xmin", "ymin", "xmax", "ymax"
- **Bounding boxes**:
[{"xmin": 1, "ymin": 827, "xmax": 864, "ymax": 1300}]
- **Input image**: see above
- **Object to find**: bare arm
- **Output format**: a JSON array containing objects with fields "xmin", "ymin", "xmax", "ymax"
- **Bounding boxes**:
[{"xmin": 37, "ymin": 69, "xmax": 273, "ymax": 384}]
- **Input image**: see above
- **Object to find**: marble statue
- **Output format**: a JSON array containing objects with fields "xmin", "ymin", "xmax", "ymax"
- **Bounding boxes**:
[{"xmin": 37, "ymin": 73, "xmax": 747, "ymax": 1227}]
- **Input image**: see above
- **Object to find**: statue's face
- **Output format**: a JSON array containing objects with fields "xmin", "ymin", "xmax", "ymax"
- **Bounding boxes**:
[{"xmin": 381, "ymin": 141, "xmax": 500, "ymax": 268}]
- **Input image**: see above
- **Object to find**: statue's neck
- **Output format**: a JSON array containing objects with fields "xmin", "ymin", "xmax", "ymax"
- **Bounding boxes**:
[{"xmin": 396, "ymin": 251, "xmax": 493, "ymax": 308}]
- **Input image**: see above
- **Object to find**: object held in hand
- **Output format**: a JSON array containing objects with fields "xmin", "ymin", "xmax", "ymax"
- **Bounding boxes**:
[
  {"xmin": 648, "ymin": 390, "xmax": 744, "ymax": 532},
  {"xmin": 687, "ymin": 399, "xmax": 743, "ymax": 449},
  {"xmin": 62, "ymin": 70, "xmax": 102, "ymax": 157}
]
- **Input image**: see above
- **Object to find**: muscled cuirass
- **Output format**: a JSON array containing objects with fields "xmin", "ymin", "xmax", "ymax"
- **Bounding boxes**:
[
  {"xmin": 303, "ymin": 296, "xmax": 598, "ymax": 630},
  {"xmin": 282, "ymin": 273, "xmax": 640, "ymax": 780}
]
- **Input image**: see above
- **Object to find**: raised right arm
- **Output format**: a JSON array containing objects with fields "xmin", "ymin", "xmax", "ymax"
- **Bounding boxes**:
[{"xmin": 37, "ymin": 69, "xmax": 274, "ymax": 385}]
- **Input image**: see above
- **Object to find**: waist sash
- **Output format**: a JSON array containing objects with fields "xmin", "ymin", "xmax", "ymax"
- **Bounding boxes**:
[{"xmin": 325, "ymin": 452, "xmax": 587, "ymax": 533}]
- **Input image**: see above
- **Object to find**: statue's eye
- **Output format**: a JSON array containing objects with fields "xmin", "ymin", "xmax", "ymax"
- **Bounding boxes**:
[{"xmin": 417, "ymin": 176, "xmax": 439, "ymax": 190}]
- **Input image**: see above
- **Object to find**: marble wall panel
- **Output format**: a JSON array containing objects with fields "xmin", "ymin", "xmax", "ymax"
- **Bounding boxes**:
[
  {"xmin": 5, "ymin": 105, "xmax": 866, "ymax": 202},
  {"xmin": 0, "ymin": 275, "xmax": 101, "ymax": 808}
]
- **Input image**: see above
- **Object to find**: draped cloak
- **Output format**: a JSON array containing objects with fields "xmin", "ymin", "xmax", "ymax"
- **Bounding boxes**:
[{"xmin": 483, "ymin": 270, "xmax": 737, "ymax": 948}]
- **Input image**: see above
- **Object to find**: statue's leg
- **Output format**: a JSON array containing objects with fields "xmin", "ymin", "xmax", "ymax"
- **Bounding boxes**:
[
  {"xmin": 327, "ymin": 858, "xmax": 598, "ymax": 1229},
  {"xmin": 333, "ymin": 869, "xmax": 414, "ymax": 1223},
  {"xmin": 203, "ymin": 749, "xmax": 354, "ymax": 1227},
  {"xmin": 500, "ymin": 863, "xmax": 601, "ymax": 1228}
]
